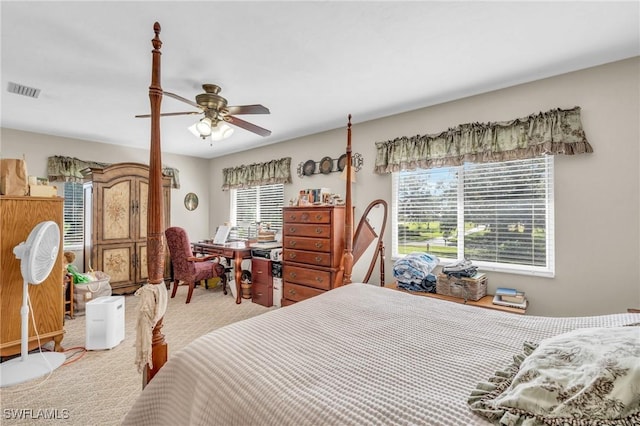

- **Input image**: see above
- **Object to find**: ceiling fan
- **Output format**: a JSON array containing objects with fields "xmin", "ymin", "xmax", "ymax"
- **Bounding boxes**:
[{"xmin": 136, "ymin": 83, "xmax": 271, "ymax": 140}]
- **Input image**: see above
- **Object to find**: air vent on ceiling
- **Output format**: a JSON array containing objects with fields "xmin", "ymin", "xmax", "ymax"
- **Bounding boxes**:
[{"xmin": 7, "ymin": 82, "xmax": 41, "ymax": 98}]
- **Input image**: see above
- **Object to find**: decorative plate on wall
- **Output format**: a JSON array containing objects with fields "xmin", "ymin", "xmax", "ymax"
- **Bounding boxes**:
[
  {"xmin": 303, "ymin": 160, "xmax": 316, "ymax": 176},
  {"xmin": 184, "ymin": 192, "xmax": 199, "ymax": 211},
  {"xmin": 319, "ymin": 156, "xmax": 333, "ymax": 174},
  {"xmin": 337, "ymin": 154, "xmax": 347, "ymax": 172}
]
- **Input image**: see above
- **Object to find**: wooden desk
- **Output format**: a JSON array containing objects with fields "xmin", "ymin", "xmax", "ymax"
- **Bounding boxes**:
[
  {"xmin": 192, "ymin": 241, "xmax": 253, "ymax": 304},
  {"xmin": 384, "ymin": 283, "xmax": 527, "ymax": 314}
]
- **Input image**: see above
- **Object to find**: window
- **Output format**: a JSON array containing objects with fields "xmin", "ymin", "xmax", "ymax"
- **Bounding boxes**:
[
  {"xmin": 62, "ymin": 182, "xmax": 84, "ymax": 248},
  {"xmin": 392, "ymin": 156, "xmax": 554, "ymax": 276},
  {"xmin": 230, "ymin": 184, "xmax": 284, "ymax": 240}
]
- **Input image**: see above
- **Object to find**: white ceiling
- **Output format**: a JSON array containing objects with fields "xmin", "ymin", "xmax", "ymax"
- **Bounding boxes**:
[{"xmin": 2, "ymin": 1, "xmax": 638, "ymax": 159}]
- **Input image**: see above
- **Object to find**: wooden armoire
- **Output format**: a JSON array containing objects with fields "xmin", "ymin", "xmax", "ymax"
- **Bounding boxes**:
[
  {"xmin": 83, "ymin": 163, "xmax": 171, "ymax": 294},
  {"xmin": 0, "ymin": 196, "xmax": 65, "ymax": 356}
]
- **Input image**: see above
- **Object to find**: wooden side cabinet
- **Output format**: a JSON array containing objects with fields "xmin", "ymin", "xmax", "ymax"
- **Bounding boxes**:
[
  {"xmin": 83, "ymin": 163, "xmax": 171, "ymax": 294},
  {"xmin": 251, "ymin": 258, "xmax": 273, "ymax": 307},
  {"xmin": 0, "ymin": 196, "xmax": 65, "ymax": 356},
  {"xmin": 282, "ymin": 206, "xmax": 345, "ymax": 305}
]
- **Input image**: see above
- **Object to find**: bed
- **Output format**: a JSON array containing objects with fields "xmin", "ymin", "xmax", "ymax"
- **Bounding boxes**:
[
  {"xmin": 124, "ymin": 283, "xmax": 639, "ymax": 425},
  {"xmin": 131, "ymin": 23, "xmax": 640, "ymax": 425}
]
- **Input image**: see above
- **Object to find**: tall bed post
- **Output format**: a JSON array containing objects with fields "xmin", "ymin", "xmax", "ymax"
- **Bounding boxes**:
[
  {"xmin": 342, "ymin": 114, "xmax": 354, "ymax": 284},
  {"xmin": 145, "ymin": 22, "xmax": 168, "ymax": 385}
]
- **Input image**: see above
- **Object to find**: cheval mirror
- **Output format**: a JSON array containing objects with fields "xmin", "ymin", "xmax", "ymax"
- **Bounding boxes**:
[{"xmin": 351, "ymin": 199, "xmax": 388, "ymax": 285}]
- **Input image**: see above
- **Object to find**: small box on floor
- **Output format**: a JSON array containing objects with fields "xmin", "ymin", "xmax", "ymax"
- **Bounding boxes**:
[{"xmin": 86, "ymin": 296, "xmax": 125, "ymax": 350}]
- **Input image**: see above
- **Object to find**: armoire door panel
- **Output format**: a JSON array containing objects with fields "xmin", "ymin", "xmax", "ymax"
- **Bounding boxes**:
[
  {"xmin": 97, "ymin": 243, "xmax": 134, "ymax": 285},
  {"xmin": 137, "ymin": 244, "xmax": 148, "ymax": 283},
  {"xmin": 101, "ymin": 180, "xmax": 132, "ymax": 241},
  {"xmin": 139, "ymin": 180, "xmax": 148, "ymax": 239}
]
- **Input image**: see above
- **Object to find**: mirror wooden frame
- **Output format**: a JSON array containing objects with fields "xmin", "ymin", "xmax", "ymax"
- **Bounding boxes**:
[{"xmin": 352, "ymin": 199, "xmax": 388, "ymax": 284}]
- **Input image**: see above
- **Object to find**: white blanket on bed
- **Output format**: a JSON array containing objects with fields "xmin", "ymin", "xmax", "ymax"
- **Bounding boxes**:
[{"xmin": 123, "ymin": 283, "xmax": 638, "ymax": 426}]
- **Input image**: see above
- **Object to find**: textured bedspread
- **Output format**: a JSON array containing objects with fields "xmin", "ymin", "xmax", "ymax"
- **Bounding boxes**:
[{"xmin": 123, "ymin": 283, "xmax": 638, "ymax": 426}]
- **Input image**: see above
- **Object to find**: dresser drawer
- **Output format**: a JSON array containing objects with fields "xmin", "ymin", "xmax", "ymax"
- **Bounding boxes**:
[
  {"xmin": 283, "ymin": 282, "xmax": 325, "ymax": 303},
  {"xmin": 283, "ymin": 249, "xmax": 331, "ymax": 267},
  {"xmin": 283, "ymin": 236, "xmax": 331, "ymax": 252},
  {"xmin": 251, "ymin": 282, "xmax": 273, "ymax": 307},
  {"xmin": 283, "ymin": 209, "xmax": 332, "ymax": 224},
  {"xmin": 283, "ymin": 264, "xmax": 332, "ymax": 290},
  {"xmin": 283, "ymin": 223, "xmax": 331, "ymax": 238},
  {"xmin": 251, "ymin": 258, "xmax": 272, "ymax": 285}
]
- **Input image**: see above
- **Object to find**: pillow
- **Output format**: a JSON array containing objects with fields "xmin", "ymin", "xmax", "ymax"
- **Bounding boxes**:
[{"xmin": 468, "ymin": 326, "xmax": 640, "ymax": 425}]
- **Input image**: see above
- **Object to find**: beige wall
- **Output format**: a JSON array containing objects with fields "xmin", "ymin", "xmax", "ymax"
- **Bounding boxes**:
[
  {"xmin": 210, "ymin": 57, "xmax": 640, "ymax": 316},
  {"xmin": 2, "ymin": 57, "xmax": 638, "ymax": 316},
  {"xmin": 0, "ymin": 130, "xmax": 211, "ymax": 267}
]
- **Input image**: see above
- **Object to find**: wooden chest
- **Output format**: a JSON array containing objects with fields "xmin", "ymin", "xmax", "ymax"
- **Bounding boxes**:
[
  {"xmin": 1, "ymin": 196, "xmax": 65, "ymax": 356},
  {"xmin": 282, "ymin": 206, "xmax": 345, "ymax": 305}
]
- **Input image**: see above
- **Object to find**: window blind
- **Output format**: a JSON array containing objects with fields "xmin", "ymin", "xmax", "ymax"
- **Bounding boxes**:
[
  {"xmin": 231, "ymin": 184, "xmax": 284, "ymax": 240},
  {"xmin": 63, "ymin": 182, "xmax": 84, "ymax": 247},
  {"xmin": 392, "ymin": 156, "xmax": 554, "ymax": 275}
]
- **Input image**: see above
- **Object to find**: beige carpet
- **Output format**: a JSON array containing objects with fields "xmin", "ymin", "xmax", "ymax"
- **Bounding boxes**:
[{"xmin": 0, "ymin": 284, "xmax": 273, "ymax": 425}]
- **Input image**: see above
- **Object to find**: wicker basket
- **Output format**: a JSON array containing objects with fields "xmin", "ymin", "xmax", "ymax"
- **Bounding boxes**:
[{"xmin": 436, "ymin": 273, "xmax": 487, "ymax": 301}]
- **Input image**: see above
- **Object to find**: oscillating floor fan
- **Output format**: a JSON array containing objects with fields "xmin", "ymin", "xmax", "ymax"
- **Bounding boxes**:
[{"xmin": 0, "ymin": 221, "xmax": 66, "ymax": 387}]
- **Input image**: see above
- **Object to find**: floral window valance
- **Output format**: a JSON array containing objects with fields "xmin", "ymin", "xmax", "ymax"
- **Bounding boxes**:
[
  {"xmin": 47, "ymin": 156, "xmax": 181, "ymax": 189},
  {"xmin": 222, "ymin": 157, "xmax": 292, "ymax": 190},
  {"xmin": 374, "ymin": 106, "xmax": 593, "ymax": 174}
]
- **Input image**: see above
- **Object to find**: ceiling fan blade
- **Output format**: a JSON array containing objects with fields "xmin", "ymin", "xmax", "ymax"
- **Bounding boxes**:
[
  {"xmin": 163, "ymin": 91, "xmax": 202, "ymax": 109},
  {"xmin": 224, "ymin": 115, "xmax": 272, "ymax": 137},
  {"xmin": 135, "ymin": 111, "xmax": 201, "ymax": 118},
  {"xmin": 226, "ymin": 104, "xmax": 270, "ymax": 115}
]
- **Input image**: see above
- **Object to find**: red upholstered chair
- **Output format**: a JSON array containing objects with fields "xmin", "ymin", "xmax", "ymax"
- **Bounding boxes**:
[{"xmin": 165, "ymin": 226, "xmax": 227, "ymax": 303}]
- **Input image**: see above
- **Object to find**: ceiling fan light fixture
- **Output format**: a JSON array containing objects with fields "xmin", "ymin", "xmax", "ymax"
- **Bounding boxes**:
[
  {"xmin": 195, "ymin": 117, "xmax": 213, "ymax": 137},
  {"xmin": 211, "ymin": 123, "xmax": 234, "ymax": 141}
]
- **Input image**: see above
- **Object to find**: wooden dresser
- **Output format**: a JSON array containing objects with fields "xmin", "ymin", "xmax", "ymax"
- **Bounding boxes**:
[
  {"xmin": 282, "ymin": 206, "xmax": 345, "ymax": 305},
  {"xmin": 0, "ymin": 196, "xmax": 65, "ymax": 356}
]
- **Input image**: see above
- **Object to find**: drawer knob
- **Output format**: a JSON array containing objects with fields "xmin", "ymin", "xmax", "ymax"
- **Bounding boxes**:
[
  {"xmin": 315, "ymin": 214, "xmax": 322, "ymax": 220},
  {"xmin": 289, "ymin": 253, "xmax": 297, "ymax": 259},
  {"xmin": 314, "ymin": 256, "xmax": 322, "ymax": 263},
  {"xmin": 289, "ymin": 272, "xmax": 297, "ymax": 278},
  {"xmin": 301, "ymin": 213, "xmax": 309, "ymax": 221},
  {"xmin": 315, "ymin": 227, "xmax": 322, "ymax": 234},
  {"xmin": 290, "ymin": 240, "xmax": 297, "ymax": 247},
  {"xmin": 289, "ymin": 227, "xmax": 297, "ymax": 233},
  {"xmin": 257, "ymin": 270, "xmax": 263, "ymax": 274},
  {"xmin": 288, "ymin": 289, "xmax": 296, "ymax": 295},
  {"xmin": 315, "ymin": 242, "xmax": 323, "ymax": 249},
  {"xmin": 315, "ymin": 277, "xmax": 323, "ymax": 282}
]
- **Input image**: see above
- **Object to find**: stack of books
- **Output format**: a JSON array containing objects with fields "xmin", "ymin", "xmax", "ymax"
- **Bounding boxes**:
[{"xmin": 493, "ymin": 287, "xmax": 528, "ymax": 309}]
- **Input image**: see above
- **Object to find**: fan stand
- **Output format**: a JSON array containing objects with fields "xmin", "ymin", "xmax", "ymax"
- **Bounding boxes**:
[{"xmin": 0, "ymin": 280, "xmax": 66, "ymax": 388}]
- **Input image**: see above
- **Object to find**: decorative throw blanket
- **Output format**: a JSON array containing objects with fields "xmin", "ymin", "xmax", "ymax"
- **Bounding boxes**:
[{"xmin": 134, "ymin": 283, "xmax": 168, "ymax": 372}]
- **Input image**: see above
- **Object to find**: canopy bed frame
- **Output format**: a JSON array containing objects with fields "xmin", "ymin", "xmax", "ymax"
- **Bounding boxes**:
[
  {"xmin": 142, "ymin": 22, "xmax": 357, "ymax": 384},
  {"xmin": 133, "ymin": 23, "xmax": 640, "ymax": 425}
]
